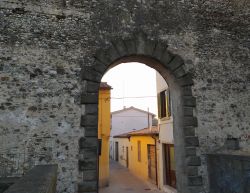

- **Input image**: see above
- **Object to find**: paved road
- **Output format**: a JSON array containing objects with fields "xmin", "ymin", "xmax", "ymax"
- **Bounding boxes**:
[{"xmin": 99, "ymin": 160, "xmax": 163, "ymax": 193}]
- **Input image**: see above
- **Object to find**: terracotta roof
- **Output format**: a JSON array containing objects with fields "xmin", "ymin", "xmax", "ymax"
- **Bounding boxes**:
[
  {"xmin": 113, "ymin": 126, "xmax": 159, "ymax": 138},
  {"xmin": 111, "ymin": 106, "xmax": 155, "ymax": 116},
  {"xmin": 100, "ymin": 82, "xmax": 112, "ymax": 90}
]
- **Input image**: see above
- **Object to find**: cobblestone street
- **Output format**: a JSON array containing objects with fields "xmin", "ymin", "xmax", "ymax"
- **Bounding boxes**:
[{"xmin": 99, "ymin": 160, "xmax": 163, "ymax": 193}]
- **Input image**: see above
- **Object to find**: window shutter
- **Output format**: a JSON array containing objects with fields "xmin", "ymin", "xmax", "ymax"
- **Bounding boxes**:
[
  {"xmin": 157, "ymin": 93, "xmax": 161, "ymax": 118},
  {"xmin": 166, "ymin": 89, "xmax": 171, "ymax": 117}
]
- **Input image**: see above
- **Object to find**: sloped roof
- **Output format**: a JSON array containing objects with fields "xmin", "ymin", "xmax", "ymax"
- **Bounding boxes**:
[
  {"xmin": 111, "ymin": 106, "xmax": 155, "ymax": 116},
  {"xmin": 100, "ymin": 82, "xmax": 112, "ymax": 90},
  {"xmin": 113, "ymin": 126, "xmax": 159, "ymax": 138}
]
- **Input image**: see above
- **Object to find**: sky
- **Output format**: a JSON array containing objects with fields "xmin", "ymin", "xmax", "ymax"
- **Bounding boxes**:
[{"xmin": 101, "ymin": 62, "xmax": 158, "ymax": 115}]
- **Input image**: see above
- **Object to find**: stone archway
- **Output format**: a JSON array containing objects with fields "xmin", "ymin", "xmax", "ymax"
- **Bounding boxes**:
[{"xmin": 79, "ymin": 32, "xmax": 203, "ymax": 193}]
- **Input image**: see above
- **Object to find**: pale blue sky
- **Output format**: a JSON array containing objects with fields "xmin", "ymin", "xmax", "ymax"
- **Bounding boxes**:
[{"xmin": 101, "ymin": 63, "xmax": 158, "ymax": 115}]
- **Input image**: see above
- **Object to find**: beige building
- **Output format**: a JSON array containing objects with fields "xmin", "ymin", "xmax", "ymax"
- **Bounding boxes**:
[{"xmin": 156, "ymin": 72, "xmax": 176, "ymax": 193}]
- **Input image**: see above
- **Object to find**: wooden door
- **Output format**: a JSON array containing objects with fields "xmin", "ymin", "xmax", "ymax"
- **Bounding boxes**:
[
  {"xmin": 148, "ymin": 145, "xmax": 157, "ymax": 184},
  {"xmin": 164, "ymin": 144, "xmax": 176, "ymax": 188}
]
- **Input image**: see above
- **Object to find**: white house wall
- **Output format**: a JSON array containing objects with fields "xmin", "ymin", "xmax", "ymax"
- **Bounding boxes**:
[
  {"xmin": 111, "ymin": 108, "xmax": 153, "ymax": 137},
  {"xmin": 113, "ymin": 138, "xmax": 130, "ymax": 168}
]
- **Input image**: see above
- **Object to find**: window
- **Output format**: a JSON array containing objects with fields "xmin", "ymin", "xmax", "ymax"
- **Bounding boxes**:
[
  {"xmin": 138, "ymin": 141, "xmax": 141, "ymax": 162},
  {"xmin": 158, "ymin": 89, "xmax": 171, "ymax": 118},
  {"xmin": 163, "ymin": 144, "xmax": 176, "ymax": 188}
]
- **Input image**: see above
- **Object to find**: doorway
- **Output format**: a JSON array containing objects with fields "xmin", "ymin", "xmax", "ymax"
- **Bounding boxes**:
[
  {"xmin": 115, "ymin": 142, "xmax": 119, "ymax": 162},
  {"xmin": 148, "ymin": 144, "xmax": 157, "ymax": 185}
]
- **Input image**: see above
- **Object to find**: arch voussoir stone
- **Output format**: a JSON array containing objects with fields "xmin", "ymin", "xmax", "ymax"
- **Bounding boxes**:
[
  {"xmin": 185, "ymin": 147, "xmax": 197, "ymax": 156},
  {"xmin": 184, "ymin": 107, "xmax": 194, "ymax": 117},
  {"xmin": 95, "ymin": 49, "xmax": 113, "ymax": 65},
  {"xmin": 134, "ymin": 33, "xmax": 155, "ymax": 56},
  {"xmin": 84, "ymin": 81, "xmax": 100, "ymax": 93},
  {"xmin": 184, "ymin": 127, "xmax": 196, "ymax": 137},
  {"xmin": 173, "ymin": 65, "xmax": 187, "ymax": 78},
  {"xmin": 112, "ymin": 39, "xmax": 129, "ymax": 57},
  {"xmin": 81, "ymin": 66, "xmax": 102, "ymax": 83},
  {"xmin": 106, "ymin": 44, "xmax": 121, "ymax": 63},
  {"xmin": 78, "ymin": 181, "xmax": 97, "ymax": 192},
  {"xmin": 93, "ymin": 59, "xmax": 108, "ymax": 75},
  {"xmin": 81, "ymin": 115, "xmax": 98, "ymax": 127},
  {"xmin": 186, "ymin": 156, "xmax": 201, "ymax": 166},
  {"xmin": 183, "ymin": 117, "xmax": 198, "ymax": 127},
  {"xmin": 177, "ymin": 73, "xmax": 194, "ymax": 86},
  {"xmin": 152, "ymin": 42, "xmax": 168, "ymax": 61},
  {"xmin": 182, "ymin": 86, "xmax": 193, "ymax": 96},
  {"xmin": 166, "ymin": 55, "xmax": 184, "ymax": 71},
  {"xmin": 81, "ymin": 93, "xmax": 98, "ymax": 104},
  {"xmin": 123, "ymin": 38, "xmax": 137, "ymax": 55},
  {"xmin": 183, "ymin": 96, "xmax": 196, "ymax": 107}
]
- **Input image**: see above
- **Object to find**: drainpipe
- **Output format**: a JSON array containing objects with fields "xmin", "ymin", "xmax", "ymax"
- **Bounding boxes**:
[
  {"xmin": 152, "ymin": 135, "xmax": 158, "ymax": 186},
  {"xmin": 97, "ymin": 140, "xmax": 100, "ymax": 193}
]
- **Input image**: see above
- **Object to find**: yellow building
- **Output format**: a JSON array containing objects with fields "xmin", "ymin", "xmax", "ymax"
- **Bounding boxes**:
[
  {"xmin": 98, "ymin": 82, "xmax": 112, "ymax": 188},
  {"xmin": 113, "ymin": 127, "xmax": 159, "ymax": 185}
]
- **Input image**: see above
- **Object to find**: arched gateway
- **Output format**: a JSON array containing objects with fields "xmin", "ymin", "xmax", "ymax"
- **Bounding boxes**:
[{"xmin": 79, "ymin": 32, "xmax": 202, "ymax": 193}]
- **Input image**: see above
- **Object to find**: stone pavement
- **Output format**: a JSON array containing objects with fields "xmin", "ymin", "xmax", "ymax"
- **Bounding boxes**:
[{"xmin": 99, "ymin": 160, "xmax": 163, "ymax": 193}]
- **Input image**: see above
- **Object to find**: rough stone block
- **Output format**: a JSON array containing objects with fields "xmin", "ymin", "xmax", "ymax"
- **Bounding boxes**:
[
  {"xmin": 95, "ymin": 49, "xmax": 112, "ymax": 65},
  {"xmin": 177, "ymin": 73, "xmax": 194, "ymax": 86},
  {"xmin": 85, "ymin": 104, "xmax": 98, "ymax": 115},
  {"xmin": 82, "ymin": 170, "xmax": 97, "ymax": 181},
  {"xmin": 84, "ymin": 127, "xmax": 98, "ymax": 137},
  {"xmin": 167, "ymin": 55, "xmax": 184, "ymax": 71},
  {"xmin": 184, "ymin": 127, "xmax": 195, "ymax": 137},
  {"xmin": 188, "ymin": 186, "xmax": 204, "ymax": 193},
  {"xmin": 79, "ymin": 148, "xmax": 97, "ymax": 160},
  {"xmin": 81, "ymin": 93, "xmax": 98, "ymax": 104},
  {"xmin": 78, "ymin": 181, "xmax": 97, "ymax": 192},
  {"xmin": 145, "ymin": 40, "xmax": 156, "ymax": 56},
  {"xmin": 187, "ymin": 156, "xmax": 201, "ymax": 166},
  {"xmin": 93, "ymin": 60, "xmax": 107, "ymax": 74},
  {"xmin": 81, "ymin": 67, "xmax": 101, "ymax": 83},
  {"xmin": 225, "ymin": 138, "xmax": 240, "ymax": 150},
  {"xmin": 79, "ymin": 137, "xmax": 98, "ymax": 149},
  {"xmin": 185, "ymin": 147, "xmax": 197, "ymax": 156},
  {"xmin": 187, "ymin": 166, "xmax": 198, "ymax": 176},
  {"xmin": 184, "ymin": 107, "xmax": 194, "ymax": 117},
  {"xmin": 153, "ymin": 42, "xmax": 167, "ymax": 61},
  {"xmin": 173, "ymin": 66, "xmax": 187, "ymax": 78},
  {"xmin": 81, "ymin": 115, "xmax": 98, "ymax": 127},
  {"xmin": 85, "ymin": 81, "xmax": 100, "ymax": 93},
  {"xmin": 183, "ymin": 96, "xmax": 196, "ymax": 107},
  {"xmin": 183, "ymin": 117, "xmax": 198, "ymax": 127},
  {"xmin": 113, "ymin": 40, "xmax": 128, "ymax": 56},
  {"xmin": 161, "ymin": 50, "xmax": 174, "ymax": 66},
  {"xmin": 185, "ymin": 136, "xmax": 199, "ymax": 147},
  {"xmin": 79, "ymin": 159, "xmax": 97, "ymax": 170},
  {"xmin": 182, "ymin": 86, "xmax": 193, "ymax": 96},
  {"xmin": 188, "ymin": 176, "xmax": 203, "ymax": 186},
  {"xmin": 107, "ymin": 45, "xmax": 120, "ymax": 62},
  {"xmin": 124, "ymin": 39, "xmax": 136, "ymax": 55}
]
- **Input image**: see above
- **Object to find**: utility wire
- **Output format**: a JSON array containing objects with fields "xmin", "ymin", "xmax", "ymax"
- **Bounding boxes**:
[{"xmin": 99, "ymin": 96, "xmax": 157, "ymax": 100}]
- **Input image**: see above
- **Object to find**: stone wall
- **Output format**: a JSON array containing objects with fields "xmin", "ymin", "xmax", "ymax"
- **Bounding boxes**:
[{"xmin": 0, "ymin": 1, "xmax": 249, "ymax": 193}]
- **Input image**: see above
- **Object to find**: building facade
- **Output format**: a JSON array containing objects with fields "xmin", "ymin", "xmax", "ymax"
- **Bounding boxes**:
[
  {"xmin": 98, "ymin": 82, "xmax": 112, "ymax": 188},
  {"xmin": 110, "ymin": 107, "xmax": 155, "ymax": 160},
  {"xmin": 113, "ymin": 127, "xmax": 159, "ymax": 185},
  {"xmin": 156, "ymin": 72, "xmax": 176, "ymax": 193}
]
